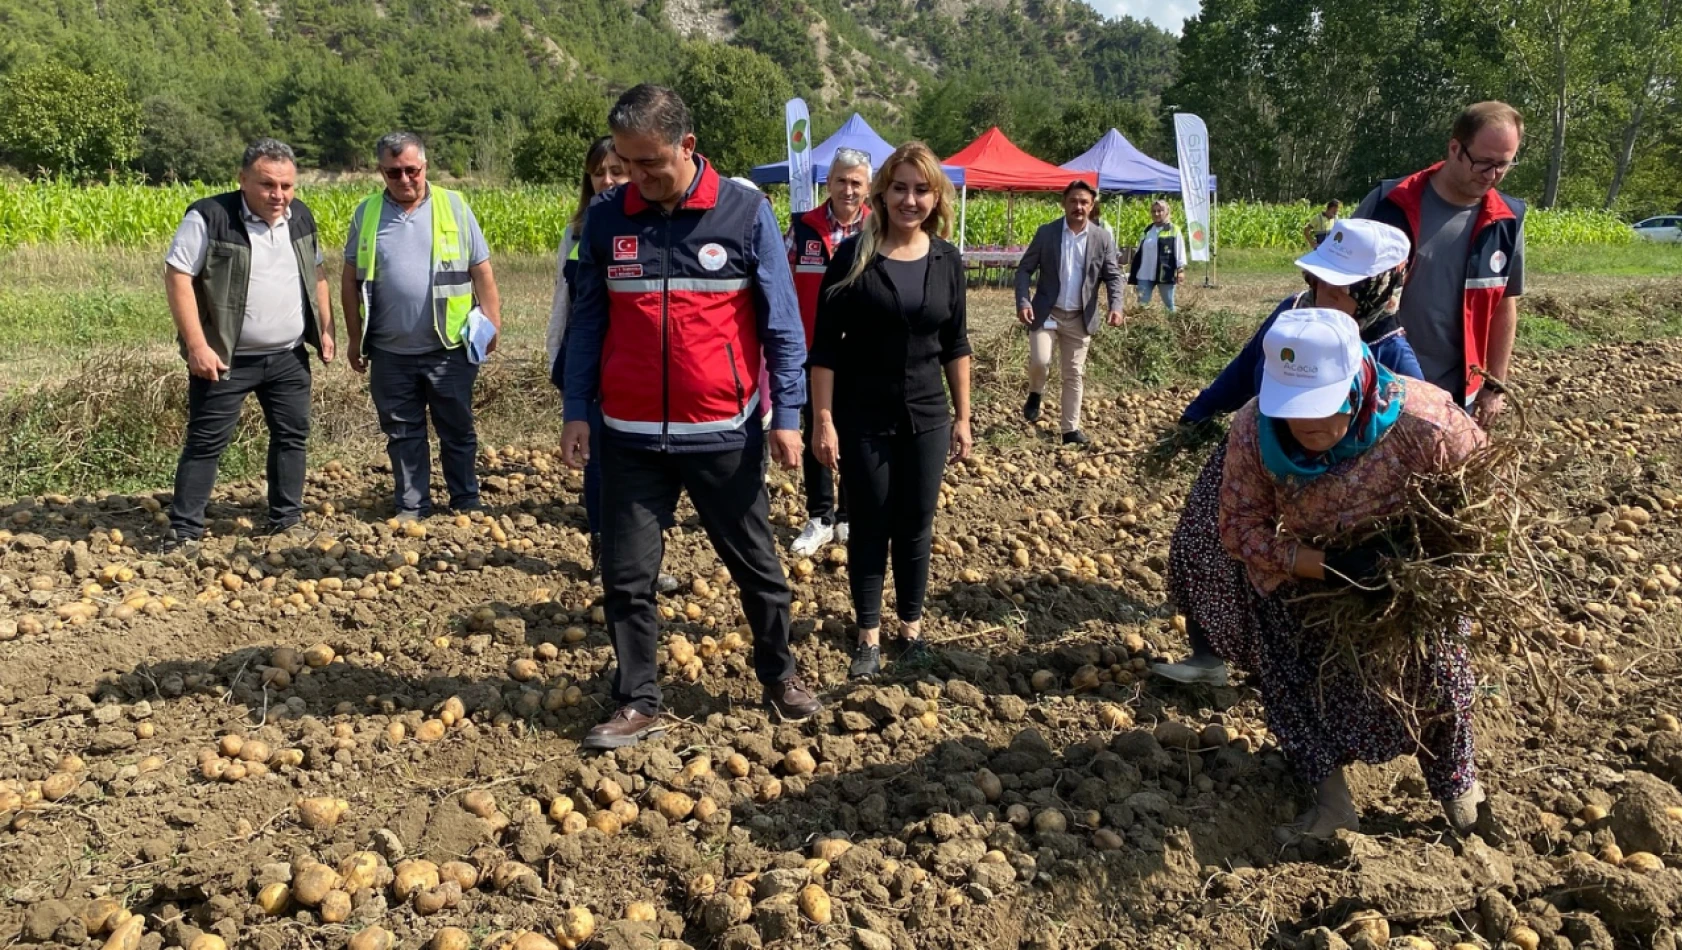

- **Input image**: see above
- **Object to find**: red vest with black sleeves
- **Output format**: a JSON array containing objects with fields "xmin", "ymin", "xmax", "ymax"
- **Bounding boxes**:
[
  {"xmin": 1368, "ymin": 164, "xmax": 1526, "ymax": 402},
  {"xmin": 592, "ymin": 157, "xmax": 764, "ymax": 451}
]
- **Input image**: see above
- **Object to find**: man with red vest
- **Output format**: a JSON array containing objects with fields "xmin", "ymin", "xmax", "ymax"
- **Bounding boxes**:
[
  {"xmin": 1355, "ymin": 101, "xmax": 1526, "ymax": 427},
  {"xmin": 784, "ymin": 147, "xmax": 872, "ymax": 556},
  {"xmin": 563, "ymin": 85, "xmax": 821, "ymax": 749}
]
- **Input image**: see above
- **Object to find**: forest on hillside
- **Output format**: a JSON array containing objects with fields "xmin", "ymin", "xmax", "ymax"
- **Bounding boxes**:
[{"xmin": 0, "ymin": 0, "xmax": 1677, "ymax": 215}]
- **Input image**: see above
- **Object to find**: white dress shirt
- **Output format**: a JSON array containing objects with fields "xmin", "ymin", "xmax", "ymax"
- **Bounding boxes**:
[{"xmin": 1054, "ymin": 221, "xmax": 1090, "ymax": 313}]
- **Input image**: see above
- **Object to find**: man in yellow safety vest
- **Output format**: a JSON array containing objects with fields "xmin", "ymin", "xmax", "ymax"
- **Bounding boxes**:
[{"xmin": 342, "ymin": 131, "xmax": 502, "ymax": 520}]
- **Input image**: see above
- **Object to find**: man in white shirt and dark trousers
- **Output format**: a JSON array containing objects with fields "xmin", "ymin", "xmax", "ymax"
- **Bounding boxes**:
[
  {"xmin": 1014, "ymin": 180, "xmax": 1125, "ymax": 445},
  {"xmin": 161, "ymin": 139, "xmax": 334, "ymax": 552}
]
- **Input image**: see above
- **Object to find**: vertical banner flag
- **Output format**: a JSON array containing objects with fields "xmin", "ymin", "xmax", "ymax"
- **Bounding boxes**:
[
  {"xmin": 786, "ymin": 98, "xmax": 815, "ymax": 214},
  {"xmin": 1173, "ymin": 113, "xmax": 1212, "ymax": 263}
]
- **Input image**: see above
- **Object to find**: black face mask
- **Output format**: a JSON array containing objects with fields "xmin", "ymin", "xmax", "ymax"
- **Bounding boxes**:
[{"xmin": 1347, "ymin": 265, "xmax": 1408, "ymax": 331}]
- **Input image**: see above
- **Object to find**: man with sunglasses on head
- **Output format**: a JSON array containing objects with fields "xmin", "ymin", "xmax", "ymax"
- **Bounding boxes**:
[
  {"xmin": 1354, "ymin": 101, "xmax": 1526, "ymax": 428},
  {"xmin": 784, "ymin": 146, "xmax": 871, "ymax": 557},
  {"xmin": 343, "ymin": 131, "xmax": 502, "ymax": 520}
]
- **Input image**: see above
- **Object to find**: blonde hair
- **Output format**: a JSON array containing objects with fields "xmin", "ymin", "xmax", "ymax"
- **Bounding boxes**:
[{"xmin": 835, "ymin": 142, "xmax": 956, "ymax": 291}]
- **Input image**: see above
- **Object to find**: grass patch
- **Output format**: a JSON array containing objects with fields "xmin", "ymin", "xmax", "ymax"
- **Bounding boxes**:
[{"xmin": 4, "ymin": 287, "xmax": 165, "ymax": 349}]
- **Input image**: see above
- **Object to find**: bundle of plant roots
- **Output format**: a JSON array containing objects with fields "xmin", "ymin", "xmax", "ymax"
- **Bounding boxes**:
[
  {"xmin": 1289, "ymin": 378, "xmax": 1572, "ymax": 727},
  {"xmin": 1142, "ymin": 417, "xmax": 1228, "ymax": 477}
]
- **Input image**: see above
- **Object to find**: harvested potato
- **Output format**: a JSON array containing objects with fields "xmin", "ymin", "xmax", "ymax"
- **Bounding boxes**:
[
  {"xmin": 431, "ymin": 928, "xmax": 471, "ymax": 950},
  {"xmin": 510, "ymin": 934, "xmax": 559, "ymax": 950},
  {"xmin": 318, "ymin": 889, "xmax": 352, "ymax": 923},
  {"xmin": 548, "ymin": 796, "xmax": 575, "ymax": 822},
  {"xmin": 255, "ymin": 882, "xmax": 290, "ymax": 916},
  {"xmin": 462, "ymin": 789, "xmax": 498, "ymax": 818},
  {"xmin": 1623, "ymin": 851, "xmax": 1664, "ymax": 873},
  {"xmin": 338, "ymin": 852, "xmax": 381, "ymax": 891},
  {"xmin": 812, "ymin": 838, "xmax": 852, "ymax": 862},
  {"xmin": 493, "ymin": 861, "xmax": 538, "ymax": 892},
  {"xmin": 626, "ymin": 901, "xmax": 658, "ymax": 922},
  {"xmin": 82, "ymin": 898, "xmax": 124, "ymax": 935},
  {"xmin": 555, "ymin": 906, "xmax": 596, "ymax": 950},
  {"xmin": 348, "ymin": 926, "xmax": 394, "ymax": 950},
  {"xmin": 292, "ymin": 862, "xmax": 342, "ymax": 906},
  {"xmin": 440, "ymin": 861, "xmax": 479, "ymax": 891},
  {"xmin": 188, "ymin": 936, "xmax": 228, "ymax": 950},
  {"xmin": 296, "ymin": 796, "xmax": 349, "ymax": 830},
  {"xmin": 783, "ymin": 748, "xmax": 816, "ymax": 776},
  {"xmin": 655, "ymin": 791, "xmax": 696, "ymax": 822},
  {"xmin": 393, "ymin": 860, "xmax": 442, "ymax": 902},
  {"xmin": 798, "ymin": 884, "xmax": 832, "ymax": 924},
  {"xmin": 974, "ymin": 769, "xmax": 1003, "ymax": 803},
  {"xmin": 102, "ymin": 915, "xmax": 144, "ymax": 950},
  {"xmin": 588, "ymin": 811, "xmax": 622, "ymax": 836},
  {"xmin": 1505, "ymin": 925, "xmax": 1541, "ymax": 950}
]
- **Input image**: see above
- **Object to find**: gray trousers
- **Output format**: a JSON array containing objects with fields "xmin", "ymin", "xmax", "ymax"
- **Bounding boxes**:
[{"xmin": 368, "ymin": 346, "xmax": 480, "ymax": 514}]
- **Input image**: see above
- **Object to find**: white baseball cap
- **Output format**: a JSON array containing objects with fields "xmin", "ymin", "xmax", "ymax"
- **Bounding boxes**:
[
  {"xmin": 1295, "ymin": 218, "xmax": 1410, "ymax": 286},
  {"xmin": 1259, "ymin": 309, "xmax": 1365, "ymax": 419}
]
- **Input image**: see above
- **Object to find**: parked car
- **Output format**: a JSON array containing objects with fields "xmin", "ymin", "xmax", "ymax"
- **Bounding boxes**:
[{"xmin": 1632, "ymin": 216, "xmax": 1682, "ymax": 242}]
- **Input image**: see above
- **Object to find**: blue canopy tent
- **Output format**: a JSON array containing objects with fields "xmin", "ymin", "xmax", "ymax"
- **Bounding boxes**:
[
  {"xmin": 1063, "ymin": 128, "xmax": 1220, "ymax": 283},
  {"xmin": 750, "ymin": 112, "xmax": 966, "ymax": 187},
  {"xmin": 1060, "ymin": 128, "xmax": 1216, "ymax": 194}
]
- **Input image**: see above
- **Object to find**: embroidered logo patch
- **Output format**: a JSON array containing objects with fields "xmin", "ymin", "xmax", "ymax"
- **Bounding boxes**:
[
  {"xmin": 613, "ymin": 236, "xmax": 639, "ymax": 261},
  {"xmin": 799, "ymin": 256, "xmax": 823, "ymax": 266},
  {"xmin": 805, "ymin": 240, "xmax": 822, "ymax": 257},
  {"xmin": 698, "ymin": 243, "xmax": 728, "ymax": 272},
  {"xmin": 1489, "ymin": 250, "xmax": 1507, "ymax": 274},
  {"xmin": 607, "ymin": 264, "xmax": 644, "ymax": 279}
]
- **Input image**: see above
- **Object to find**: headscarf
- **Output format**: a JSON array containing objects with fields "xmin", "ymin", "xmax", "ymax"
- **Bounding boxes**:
[
  {"xmin": 1258, "ymin": 346, "xmax": 1406, "ymax": 481},
  {"xmin": 1347, "ymin": 265, "xmax": 1408, "ymax": 334}
]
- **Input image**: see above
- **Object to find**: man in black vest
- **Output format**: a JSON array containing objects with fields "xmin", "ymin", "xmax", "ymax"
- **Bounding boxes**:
[{"xmin": 161, "ymin": 139, "xmax": 334, "ymax": 553}]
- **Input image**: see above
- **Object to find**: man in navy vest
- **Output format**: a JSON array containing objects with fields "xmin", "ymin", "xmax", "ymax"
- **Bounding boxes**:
[
  {"xmin": 1355, "ymin": 102, "xmax": 1526, "ymax": 427},
  {"xmin": 563, "ymin": 85, "xmax": 821, "ymax": 749},
  {"xmin": 161, "ymin": 139, "xmax": 334, "ymax": 554}
]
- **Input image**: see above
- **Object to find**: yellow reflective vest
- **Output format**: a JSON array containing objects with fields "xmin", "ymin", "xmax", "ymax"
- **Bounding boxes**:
[{"xmin": 353, "ymin": 187, "xmax": 476, "ymax": 354}]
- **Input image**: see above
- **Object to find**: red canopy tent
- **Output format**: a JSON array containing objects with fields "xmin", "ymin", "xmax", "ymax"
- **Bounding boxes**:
[{"xmin": 943, "ymin": 127, "xmax": 1097, "ymax": 252}]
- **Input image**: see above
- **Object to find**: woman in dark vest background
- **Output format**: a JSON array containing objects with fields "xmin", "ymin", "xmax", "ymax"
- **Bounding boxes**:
[
  {"xmin": 809, "ymin": 142, "xmax": 973, "ymax": 679},
  {"xmin": 547, "ymin": 137, "xmax": 628, "ymax": 573}
]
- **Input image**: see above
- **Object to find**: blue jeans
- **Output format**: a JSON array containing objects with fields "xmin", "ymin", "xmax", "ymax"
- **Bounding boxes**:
[
  {"xmin": 1137, "ymin": 280, "xmax": 1177, "ymax": 311},
  {"xmin": 368, "ymin": 347, "xmax": 480, "ymax": 515}
]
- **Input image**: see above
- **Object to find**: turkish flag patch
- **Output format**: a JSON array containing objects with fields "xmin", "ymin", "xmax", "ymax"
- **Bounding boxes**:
[
  {"xmin": 613, "ymin": 236, "xmax": 639, "ymax": 261},
  {"xmin": 805, "ymin": 240, "xmax": 822, "ymax": 257}
]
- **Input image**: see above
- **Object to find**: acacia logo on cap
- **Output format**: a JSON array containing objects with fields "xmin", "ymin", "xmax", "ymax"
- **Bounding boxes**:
[
  {"xmin": 1281, "ymin": 347, "xmax": 1296, "ymax": 363},
  {"xmin": 1332, "ymin": 230, "xmax": 1345, "ymax": 244}
]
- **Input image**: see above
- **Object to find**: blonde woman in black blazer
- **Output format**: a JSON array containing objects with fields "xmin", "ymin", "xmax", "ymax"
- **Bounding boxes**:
[{"xmin": 808, "ymin": 142, "xmax": 972, "ymax": 679}]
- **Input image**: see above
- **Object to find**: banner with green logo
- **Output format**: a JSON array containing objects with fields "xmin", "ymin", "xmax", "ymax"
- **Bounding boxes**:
[
  {"xmin": 786, "ymin": 98, "xmax": 815, "ymax": 214},
  {"xmin": 1173, "ymin": 113, "xmax": 1212, "ymax": 262}
]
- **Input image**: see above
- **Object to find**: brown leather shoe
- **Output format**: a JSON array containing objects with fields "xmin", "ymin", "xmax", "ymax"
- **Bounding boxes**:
[
  {"xmin": 764, "ymin": 676, "xmax": 823, "ymax": 723},
  {"xmin": 581, "ymin": 707, "xmax": 666, "ymax": 750}
]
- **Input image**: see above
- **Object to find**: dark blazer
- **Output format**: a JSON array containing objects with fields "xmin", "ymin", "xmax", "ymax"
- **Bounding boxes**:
[
  {"xmin": 809, "ymin": 236, "xmax": 972, "ymax": 436},
  {"xmin": 1013, "ymin": 219, "xmax": 1125, "ymax": 334}
]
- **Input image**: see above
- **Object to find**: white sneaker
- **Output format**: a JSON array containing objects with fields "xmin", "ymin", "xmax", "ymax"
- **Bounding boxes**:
[
  {"xmin": 789, "ymin": 519, "xmax": 834, "ymax": 557},
  {"xmin": 833, "ymin": 522, "xmax": 849, "ymax": 544}
]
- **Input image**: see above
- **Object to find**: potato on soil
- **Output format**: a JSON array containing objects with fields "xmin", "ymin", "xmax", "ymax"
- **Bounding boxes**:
[
  {"xmin": 655, "ymin": 791, "xmax": 696, "ymax": 821},
  {"xmin": 555, "ymin": 906, "xmax": 596, "ymax": 949},
  {"xmin": 510, "ymin": 934, "xmax": 559, "ymax": 950},
  {"xmin": 974, "ymin": 769, "xmax": 1003, "ymax": 802},
  {"xmin": 492, "ymin": 861, "xmax": 539, "ymax": 891},
  {"xmin": 349, "ymin": 926, "xmax": 394, "ymax": 950},
  {"xmin": 338, "ymin": 851, "xmax": 381, "ymax": 891},
  {"xmin": 783, "ymin": 747, "xmax": 817, "ymax": 776},
  {"xmin": 82, "ymin": 897, "xmax": 124, "ymax": 935},
  {"xmin": 394, "ymin": 860, "xmax": 442, "ymax": 902},
  {"xmin": 626, "ymin": 901, "xmax": 658, "ymax": 922},
  {"xmin": 462, "ymin": 789, "xmax": 498, "ymax": 817},
  {"xmin": 798, "ymin": 884, "xmax": 832, "ymax": 924},
  {"xmin": 318, "ymin": 889, "xmax": 352, "ymax": 923},
  {"xmin": 297, "ymin": 796, "xmax": 349, "ymax": 830},
  {"xmin": 588, "ymin": 810, "xmax": 622, "ymax": 836},
  {"xmin": 1506, "ymin": 925, "xmax": 1541, "ymax": 950},
  {"xmin": 812, "ymin": 838, "xmax": 852, "ymax": 862},
  {"xmin": 255, "ymin": 882, "xmax": 290, "ymax": 915},
  {"xmin": 102, "ymin": 915, "xmax": 144, "ymax": 950},
  {"xmin": 431, "ymin": 929, "xmax": 471, "ymax": 950},
  {"xmin": 440, "ymin": 860, "xmax": 479, "ymax": 890},
  {"xmin": 188, "ymin": 936, "xmax": 228, "ymax": 950},
  {"xmin": 292, "ymin": 862, "xmax": 342, "ymax": 906}
]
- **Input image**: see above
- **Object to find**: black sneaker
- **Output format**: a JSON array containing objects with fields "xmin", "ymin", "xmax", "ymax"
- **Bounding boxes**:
[
  {"xmin": 848, "ymin": 643, "xmax": 881, "ymax": 679},
  {"xmin": 1023, "ymin": 392, "xmax": 1042, "ymax": 422},
  {"xmin": 1062, "ymin": 430, "xmax": 1091, "ymax": 445}
]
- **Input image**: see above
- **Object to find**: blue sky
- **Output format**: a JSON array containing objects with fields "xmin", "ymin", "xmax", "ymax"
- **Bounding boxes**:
[{"xmin": 1090, "ymin": 0, "xmax": 1200, "ymax": 33}]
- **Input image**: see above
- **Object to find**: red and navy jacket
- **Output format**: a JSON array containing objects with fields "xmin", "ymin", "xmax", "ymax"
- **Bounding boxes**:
[
  {"xmin": 1365, "ymin": 163, "xmax": 1525, "ymax": 402},
  {"xmin": 785, "ymin": 203, "xmax": 868, "ymax": 347},
  {"xmin": 564, "ymin": 155, "xmax": 806, "ymax": 453}
]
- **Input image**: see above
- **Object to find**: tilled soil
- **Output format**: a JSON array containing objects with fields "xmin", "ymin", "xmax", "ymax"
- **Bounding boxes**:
[{"xmin": 3, "ymin": 334, "xmax": 1682, "ymax": 950}]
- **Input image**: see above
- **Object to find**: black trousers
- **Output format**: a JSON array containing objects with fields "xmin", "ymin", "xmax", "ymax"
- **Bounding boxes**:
[
  {"xmin": 169, "ymin": 347, "xmax": 311, "ymax": 539},
  {"xmin": 367, "ymin": 347, "xmax": 480, "ymax": 515},
  {"xmin": 801, "ymin": 393, "xmax": 847, "ymax": 525},
  {"xmin": 599, "ymin": 428, "xmax": 796, "ymax": 715},
  {"xmin": 839, "ymin": 425, "xmax": 948, "ymax": 629}
]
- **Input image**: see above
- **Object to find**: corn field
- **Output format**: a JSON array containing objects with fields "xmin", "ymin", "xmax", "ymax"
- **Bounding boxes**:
[{"xmin": 0, "ymin": 181, "xmax": 1637, "ymax": 252}]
